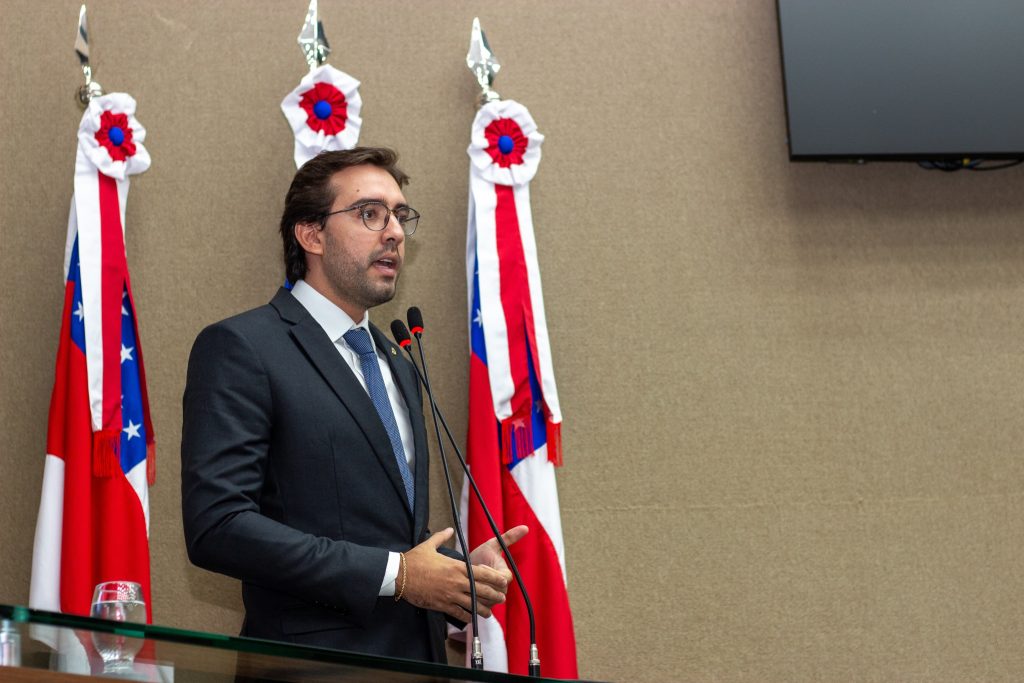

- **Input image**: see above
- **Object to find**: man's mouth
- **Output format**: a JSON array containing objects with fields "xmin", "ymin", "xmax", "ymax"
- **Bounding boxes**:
[{"xmin": 372, "ymin": 255, "xmax": 400, "ymax": 275}]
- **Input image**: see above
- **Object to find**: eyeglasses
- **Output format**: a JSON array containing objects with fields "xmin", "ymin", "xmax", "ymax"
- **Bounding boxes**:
[{"xmin": 322, "ymin": 201, "xmax": 420, "ymax": 236}]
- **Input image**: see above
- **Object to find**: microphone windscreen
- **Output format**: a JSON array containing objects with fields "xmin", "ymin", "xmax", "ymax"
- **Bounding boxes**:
[
  {"xmin": 407, "ymin": 306, "xmax": 424, "ymax": 335},
  {"xmin": 390, "ymin": 319, "xmax": 412, "ymax": 348}
]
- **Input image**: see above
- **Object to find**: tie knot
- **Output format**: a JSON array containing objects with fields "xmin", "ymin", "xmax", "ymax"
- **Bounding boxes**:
[{"xmin": 343, "ymin": 327, "xmax": 376, "ymax": 357}]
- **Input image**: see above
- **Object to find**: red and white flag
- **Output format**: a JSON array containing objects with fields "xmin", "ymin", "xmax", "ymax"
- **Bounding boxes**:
[
  {"xmin": 462, "ymin": 99, "xmax": 578, "ymax": 678},
  {"xmin": 30, "ymin": 93, "xmax": 155, "ymax": 630}
]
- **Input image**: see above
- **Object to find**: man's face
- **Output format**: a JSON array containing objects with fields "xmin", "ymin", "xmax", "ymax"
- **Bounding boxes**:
[{"xmin": 317, "ymin": 164, "xmax": 407, "ymax": 317}]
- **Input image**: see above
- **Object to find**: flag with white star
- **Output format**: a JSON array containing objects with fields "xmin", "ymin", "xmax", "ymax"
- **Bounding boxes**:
[
  {"xmin": 462, "ymin": 98, "xmax": 578, "ymax": 678},
  {"xmin": 30, "ymin": 92, "xmax": 155, "ymax": 629}
]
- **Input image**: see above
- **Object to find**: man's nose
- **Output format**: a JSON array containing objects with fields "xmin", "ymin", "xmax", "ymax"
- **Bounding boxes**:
[{"xmin": 381, "ymin": 212, "xmax": 406, "ymax": 244}]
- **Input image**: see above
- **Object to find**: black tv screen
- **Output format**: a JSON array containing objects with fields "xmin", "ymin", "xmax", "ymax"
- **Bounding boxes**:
[{"xmin": 777, "ymin": 0, "xmax": 1024, "ymax": 161}]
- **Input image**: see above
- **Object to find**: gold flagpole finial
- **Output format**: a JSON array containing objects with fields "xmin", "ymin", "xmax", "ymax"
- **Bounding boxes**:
[
  {"xmin": 467, "ymin": 17, "xmax": 501, "ymax": 107},
  {"xmin": 75, "ymin": 4, "xmax": 104, "ymax": 107},
  {"xmin": 298, "ymin": 0, "xmax": 331, "ymax": 71}
]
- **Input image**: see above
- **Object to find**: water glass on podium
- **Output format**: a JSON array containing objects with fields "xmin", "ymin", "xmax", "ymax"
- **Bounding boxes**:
[{"xmin": 90, "ymin": 581, "xmax": 146, "ymax": 676}]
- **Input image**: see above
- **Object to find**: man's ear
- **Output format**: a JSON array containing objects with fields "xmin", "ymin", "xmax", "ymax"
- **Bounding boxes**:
[{"xmin": 294, "ymin": 221, "xmax": 324, "ymax": 256}]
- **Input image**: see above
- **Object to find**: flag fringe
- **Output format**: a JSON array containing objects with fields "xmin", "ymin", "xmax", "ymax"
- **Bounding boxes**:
[
  {"xmin": 92, "ymin": 428, "xmax": 121, "ymax": 477},
  {"xmin": 500, "ymin": 418, "xmax": 531, "ymax": 465},
  {"xmin": 500, "ymin": 421, "xmax": 515, "ymax": 465}
]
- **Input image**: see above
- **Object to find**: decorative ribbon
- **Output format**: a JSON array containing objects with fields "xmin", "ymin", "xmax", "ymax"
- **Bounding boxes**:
[
  {"xmin": 72, "ymin": 93, "xmax": 154, "ymax": 485},
  {"xmin": 467, "ymin": 99, "xmax": 562, "ymax": 465},
  {"xmin": 281, "ymin": 64, "xmax": 362, "ymax": 168}
]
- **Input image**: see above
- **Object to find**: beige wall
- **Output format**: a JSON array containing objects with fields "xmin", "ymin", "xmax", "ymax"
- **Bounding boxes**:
[{"xmin": 4, "ymin": 1, "xmax": 1024, "ymax": 681}]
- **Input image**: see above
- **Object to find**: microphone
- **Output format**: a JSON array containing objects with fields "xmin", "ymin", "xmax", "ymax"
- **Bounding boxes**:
[
  {"xmin": 389, "ymin": 318, "xmax": 484, "ymax": 669},
  {"xmin": 391, "ymin": 319, "xmax": 413, "ymax": 351},
  {"xmin": 397, "ymin": 308, "xmax": 541, "ymax": 677},
  {"xmin": 407, "ymin": 306, "xmax": 424, "ymax": 337}
]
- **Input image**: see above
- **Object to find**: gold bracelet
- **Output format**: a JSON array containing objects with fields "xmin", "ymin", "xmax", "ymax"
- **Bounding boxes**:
[{"xmin": 394, "ymin": 552, "xmax": 407, "ymax": 602}]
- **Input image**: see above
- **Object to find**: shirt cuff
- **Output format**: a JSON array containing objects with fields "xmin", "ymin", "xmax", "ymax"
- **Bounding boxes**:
[{"xmin": 378, "ymin": 551, "xmax": 400, "ymax": 597}]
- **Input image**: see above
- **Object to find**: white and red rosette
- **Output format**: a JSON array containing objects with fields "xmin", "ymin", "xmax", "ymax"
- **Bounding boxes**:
[
  {"xmin": 281, "ymin": 64, "xmax": 362, "ymax": 168},
  {"xmin": 77, "ymin": 93, "xmax": 150, "ymax": 179},
  {"xmin": 468, "ymin": 99, "xmax": 543, "ymax": 186}
]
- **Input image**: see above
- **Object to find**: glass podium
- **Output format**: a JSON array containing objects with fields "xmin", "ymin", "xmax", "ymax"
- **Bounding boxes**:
[{"xmin": 0, "ymin": 604, "xmax": 594, "ymax": 682}]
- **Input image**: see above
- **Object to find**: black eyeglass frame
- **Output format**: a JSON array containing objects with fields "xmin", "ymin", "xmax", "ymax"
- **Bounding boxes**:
[{"xmin": 320, "ymin": 201, "xmax": 420, "ymax": 236}]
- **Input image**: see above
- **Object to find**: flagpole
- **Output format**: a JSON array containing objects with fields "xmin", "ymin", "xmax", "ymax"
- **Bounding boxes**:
[
  {"xmin": 465, "ymin": 18, "xmax": 540, "ymax": 677},
  {"xmin": 30, "ymin": 4, "xmax": 155, "ymax": 652},
  {"xmin": 463, "ymin": 17, "xmax": 578, "ymax": 678},
  {"xmin": 74, "ymin": 4, "xmax": 103, "ymax": 106}
]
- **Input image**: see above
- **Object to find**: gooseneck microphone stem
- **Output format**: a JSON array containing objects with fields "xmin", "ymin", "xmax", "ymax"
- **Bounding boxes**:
[
  {"xmin": 397, "ymin": 310, "xmax": 540, "ymax": 677},
  {"xmin": 409, "ymin": 328, "xmax": 483, "ymax": 670},
  {"xmin": 391, "ymin": 321, "xmax": 483, "ymax": 669}
]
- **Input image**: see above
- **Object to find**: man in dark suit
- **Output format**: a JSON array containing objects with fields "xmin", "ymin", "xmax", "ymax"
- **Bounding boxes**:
[{"xmin": 181, "ymin": 147, "xmax": 526, "ymax": 662}]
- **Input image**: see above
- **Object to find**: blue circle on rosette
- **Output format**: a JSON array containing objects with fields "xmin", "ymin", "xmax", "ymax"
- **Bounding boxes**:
[
  {"xmin": 314, "ymin": 100, "xmax": 333, "ymax": 120},
  {"xmin": 498, "ymin": 135, "xmax": 515, "ymax": 154},
  {"xmin": 108, "ymin": 126, "xmax": 125, "ymax": 146}
]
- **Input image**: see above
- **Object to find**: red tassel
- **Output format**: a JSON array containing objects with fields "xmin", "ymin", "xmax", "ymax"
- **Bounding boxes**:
[
  {"xmin": 546, "ymin": 420, "xmax": 563, "ymax": 467},
  {"xmin": 500, "ymin": 421, "xmax": 514, "ymax": 465},
  {"xmin": 516, "ymin": 426, "xmax": 528, "ymax": 459},
  {"xmin": 146, "ymin": 440, "xmax": 156, "ymax": 486},
  {"xmin": 92, "ymin": 428, "xmax": 121, "ymax": 478}
]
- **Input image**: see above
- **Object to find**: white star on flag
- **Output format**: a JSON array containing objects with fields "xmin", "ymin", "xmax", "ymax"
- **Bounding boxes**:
[
  {"xmin": 73, "ymin": 302, "xmax": 84, "ymax": 321},
  {"xmin": 120, "ymin": 344, "xmax": 134, "ymax": 364},
  {"xmin": 474, "ymin": 308, "xmax": 483, "ymax": 327},
  {"xmin": 123, "ymin": 420, "xmax": 142, "ymax": 441}
]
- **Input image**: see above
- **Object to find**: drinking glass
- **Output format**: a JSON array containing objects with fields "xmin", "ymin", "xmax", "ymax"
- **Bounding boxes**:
[{"xmin": 90, "ymin": 581, "xmax": 146, "ymax": 675}]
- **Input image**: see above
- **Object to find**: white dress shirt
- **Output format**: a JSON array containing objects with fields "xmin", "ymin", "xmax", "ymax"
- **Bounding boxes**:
[{"xmin": 290, "ymin": 279, "xmax": 409, "ymax": 596}]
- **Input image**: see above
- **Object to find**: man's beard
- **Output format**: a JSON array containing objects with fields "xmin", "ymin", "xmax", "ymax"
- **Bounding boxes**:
[{"xmin": 322, "ymin": 242, "xmax": 401, "ymax": 312}]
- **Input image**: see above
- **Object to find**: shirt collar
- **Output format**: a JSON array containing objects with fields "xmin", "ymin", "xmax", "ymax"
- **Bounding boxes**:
[{"xmin": 290, "ymin": 280, "xmax": 370, "ymax": 343}]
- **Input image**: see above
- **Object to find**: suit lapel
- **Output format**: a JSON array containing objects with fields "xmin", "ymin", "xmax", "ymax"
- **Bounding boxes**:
[{"xmin": 272, "ymin": 290, "xmax": 413, "ymax": 517}]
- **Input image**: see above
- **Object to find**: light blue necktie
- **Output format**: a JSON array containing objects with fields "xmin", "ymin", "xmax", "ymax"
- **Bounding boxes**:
[{"xmin": 343, "ymin": 328, "xmax": 415, "ymax": 509}]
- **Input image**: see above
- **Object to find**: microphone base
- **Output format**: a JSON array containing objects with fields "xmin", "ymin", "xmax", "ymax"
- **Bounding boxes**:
[
  {"xmin": 471, "ymin": 636, "xmax": 485, "ymax": 670},
  {"xmin": 529, "ymin": 643, "xmax": 540, "ymax": 677}
]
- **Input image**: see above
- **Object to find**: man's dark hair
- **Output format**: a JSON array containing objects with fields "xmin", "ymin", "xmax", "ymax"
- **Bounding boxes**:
[{"xmin": 280, "ymin": 147, "xmax": 410, "ymax": 284}]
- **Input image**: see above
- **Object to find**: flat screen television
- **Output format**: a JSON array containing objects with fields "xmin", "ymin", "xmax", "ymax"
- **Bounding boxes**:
[{"xmin": 777, "ymin": 0, "xmax": 1024, "ymax": 161}]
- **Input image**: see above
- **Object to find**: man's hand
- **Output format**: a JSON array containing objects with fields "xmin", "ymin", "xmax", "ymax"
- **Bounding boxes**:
[
  {"xmin": 469, "ymin": 525, "xmax": 529, "ymax": 610},
  {"xmin": 402, "ymin": 528, "xmax": 515, "ymax": 620}
]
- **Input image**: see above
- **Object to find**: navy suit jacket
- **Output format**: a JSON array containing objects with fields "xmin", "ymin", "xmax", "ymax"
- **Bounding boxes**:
[{"xmin": 181, "ymin": 288, "xmax": 447, "ymax": 662}]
